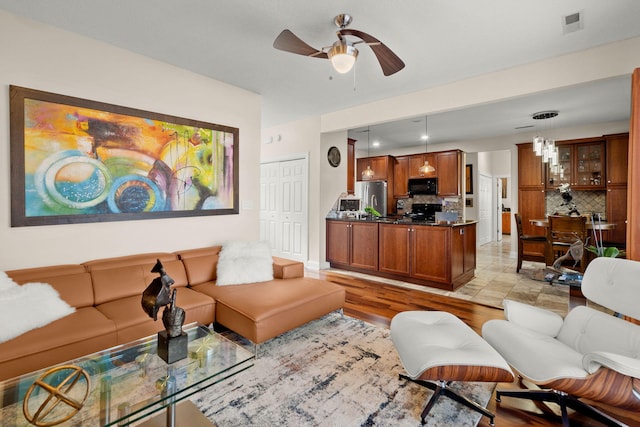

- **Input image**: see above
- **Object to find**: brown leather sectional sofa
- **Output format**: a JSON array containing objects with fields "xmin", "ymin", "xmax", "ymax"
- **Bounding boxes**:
[{"xmin": 0, "ymin": 246, "xmax": 345, "ymax": 381}]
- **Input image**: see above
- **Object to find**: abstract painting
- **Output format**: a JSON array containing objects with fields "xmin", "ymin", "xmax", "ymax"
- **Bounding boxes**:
[{"xmin": 10, "ymin": 86, "xmax": 238, "ymax": 226}]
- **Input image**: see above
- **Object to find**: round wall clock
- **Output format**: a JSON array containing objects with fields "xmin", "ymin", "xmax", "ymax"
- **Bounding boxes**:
[{"xmin": 327, "ymin": 146, "xmax": 341, "ymax": 167}]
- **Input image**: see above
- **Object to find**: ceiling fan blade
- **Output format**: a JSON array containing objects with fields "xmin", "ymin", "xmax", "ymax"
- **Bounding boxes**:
[
  {"xmin": 339, "ymin": 29, "xmax": 405, "ymax": 76},
  {"xmin": 273, "ymin": 30, "xmax": 328, "ymax": 59}
]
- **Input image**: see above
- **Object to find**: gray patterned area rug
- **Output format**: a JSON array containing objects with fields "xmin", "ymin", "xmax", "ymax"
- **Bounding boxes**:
[{"xmin": 190, "ymin": 313, "xmax": 495, "ymax": 426}]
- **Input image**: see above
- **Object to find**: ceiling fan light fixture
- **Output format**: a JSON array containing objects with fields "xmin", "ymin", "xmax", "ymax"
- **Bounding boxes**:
[{"xmin": 328, "ymin": 40, "xmax": 358, "ymax": 74}]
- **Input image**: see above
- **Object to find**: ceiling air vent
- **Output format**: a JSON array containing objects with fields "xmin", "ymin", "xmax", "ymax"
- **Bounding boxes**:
[{"xmin": 562, "ymin": 11, "xmax": 583, "ymax": 34}]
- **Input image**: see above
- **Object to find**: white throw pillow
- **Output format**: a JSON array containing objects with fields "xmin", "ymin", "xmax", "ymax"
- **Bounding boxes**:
[
  {"xmin": 0, "ymin": 272, "xmax": 75, "ymax": 343},
  {"xmin": 216, "ymin": 241, "xmax": 274, "ymax": 286}
]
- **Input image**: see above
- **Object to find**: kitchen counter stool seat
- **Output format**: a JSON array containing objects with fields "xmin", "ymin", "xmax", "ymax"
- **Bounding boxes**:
[{"xmin": 390, "ymin": 311, "xmax": 514, "ymax": 425}]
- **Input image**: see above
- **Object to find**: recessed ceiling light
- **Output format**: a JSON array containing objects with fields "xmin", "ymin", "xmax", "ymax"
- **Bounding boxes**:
[{"xmin": 372, "ymin": 141, "xmax": 380, "ymax": 147}]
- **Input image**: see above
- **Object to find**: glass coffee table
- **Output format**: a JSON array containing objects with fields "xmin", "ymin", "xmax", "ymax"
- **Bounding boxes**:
[{"xmin": 0, "ymin": 323, "xmax": 254, "ymax": 426}]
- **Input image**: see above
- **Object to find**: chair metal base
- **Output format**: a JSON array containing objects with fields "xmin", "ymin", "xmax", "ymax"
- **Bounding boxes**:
[
  {"xmin": 496, "ymin": 388, "xmax": 627, "ymax": 427},
  {"xmin": 399, "ymin": 374, "xmax": 495, "ymax": 426}
]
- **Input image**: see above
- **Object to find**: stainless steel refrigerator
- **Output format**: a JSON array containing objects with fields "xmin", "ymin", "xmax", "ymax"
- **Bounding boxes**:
[{"xmin": 355, "ymin": 180, "xmax": 387, "ymax": 216}]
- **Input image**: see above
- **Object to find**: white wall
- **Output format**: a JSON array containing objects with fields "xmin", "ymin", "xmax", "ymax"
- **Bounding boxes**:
[
  {"xmin": 261, "ymin": 116, "xmax": 327, "ymax": 268},
  {"xmin": 0, "ymin": 11, "xmax": 262, "ymax": 270},
  {"xmin": 318, "ymin": 131, "xmax": 349, "ymax": 269}
]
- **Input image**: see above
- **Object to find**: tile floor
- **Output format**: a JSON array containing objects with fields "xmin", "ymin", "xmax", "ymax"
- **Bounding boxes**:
[{"xmin": 328, "ymin": 237, "xmax": 573, "ymax": 316}]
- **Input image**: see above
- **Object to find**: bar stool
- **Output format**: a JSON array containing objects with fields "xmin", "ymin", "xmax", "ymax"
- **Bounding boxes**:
[{"xmin": 514, "ymin": 213, "xmax": 545, "ymax": 273}]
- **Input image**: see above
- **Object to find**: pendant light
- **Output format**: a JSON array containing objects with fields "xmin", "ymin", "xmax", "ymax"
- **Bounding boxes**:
[
  {"xmin": 531, "ymin": 111, "xmax": 559, "ymax": 165},
  {"xmin": 418, "ymin": 115, "xmax": 435, "ymax": 175},
  {"xmin": 361, "ymin": 126, "xmax": 375, "ymax": 180}
]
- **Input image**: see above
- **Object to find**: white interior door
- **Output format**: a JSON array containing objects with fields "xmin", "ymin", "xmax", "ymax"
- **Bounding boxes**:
[
  {"xmin": 260, "ymin": 158, "xmax": 308, "ymax": 262},
  {"xmin": 478, "ymin": 174, "xmax": 493, "ymax": 245},
  {"xmin": 259, "ymin": 163, "xmax": 279, "ymax": 249}
]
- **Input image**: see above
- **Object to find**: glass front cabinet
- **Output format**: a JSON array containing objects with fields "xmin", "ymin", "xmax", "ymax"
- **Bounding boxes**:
[{"xmin": 546, "ymin": 139, "xmax": 605, "ymax": 190}]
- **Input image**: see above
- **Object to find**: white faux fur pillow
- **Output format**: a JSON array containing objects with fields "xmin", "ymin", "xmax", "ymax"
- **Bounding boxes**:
[
  {"xmin": 216, "ymin": 241, "xmax": 274, "ymax": 286},
  {"xmin": 0, "ymin": 271, "xmax": 75, "ymax": 343}
]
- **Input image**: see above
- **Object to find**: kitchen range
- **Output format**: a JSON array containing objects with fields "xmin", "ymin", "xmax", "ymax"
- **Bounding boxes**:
[{"xmin": 403, "ymin": 203, "xmax": 442, "ymax": 222}]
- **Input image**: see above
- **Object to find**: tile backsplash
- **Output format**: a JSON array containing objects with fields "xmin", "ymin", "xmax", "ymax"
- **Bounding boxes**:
[
  {"xmin": 545, "ymin": 190, "xmax": 606, "ymax": 217},
  {"xmin": 402, "ymin": 191, "xmax": 605, "ymax": 220}
]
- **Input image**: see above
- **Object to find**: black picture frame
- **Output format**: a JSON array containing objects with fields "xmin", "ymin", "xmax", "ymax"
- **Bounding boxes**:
[{"xmin": 465, "ymin": 164, "xmax": 473, "ymax": 194}]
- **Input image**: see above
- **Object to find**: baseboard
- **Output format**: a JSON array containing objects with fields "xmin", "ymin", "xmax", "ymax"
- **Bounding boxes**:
[{"xmin": 306, "ymin": 260, "xmax": 320, "ymax": 271}]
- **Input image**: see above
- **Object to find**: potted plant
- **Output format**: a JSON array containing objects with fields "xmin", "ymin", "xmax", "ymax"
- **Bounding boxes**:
[{"xmin": 584, "ymin": 214, "xmax": 625, "ymax": 258}]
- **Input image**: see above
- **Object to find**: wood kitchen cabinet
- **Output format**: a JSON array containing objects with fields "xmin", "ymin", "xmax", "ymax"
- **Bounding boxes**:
[
  {"xmin": 379, "ymin": 223, "xmax": 411, "ymax": 276},
  {"xmin": 517, "ymin": 143, "xmax": 545, "ymax": 188},
  {"xmin": 408, "ymin": 153, "xmax": 437, "ymax": 178},
  {"xmin": 605, "ymin": 133, "xmax": 629, "ymax": 246},
  {"xmin": 412, "ymin": 226, "xmax": 451, "ymax": 283},
  {"xmin": 546, "ymin": 138, "xmax": 605, "ymax": 190},
  {"xmin": 436, "ymin": 150, "xmax": 462, "ymax": 196},
  {"xmin": 517, "ymin": 143, "xmax": 547, "ymax": 259},
  {"xmin": 393, "ymin": 155, "xmax": 410, "ymax": 198},
  {"xmin": 326, "ymin": 220, "xmax": 378, "ymax": 271},
  {"xmin": 501, "ymin": 212, "xmax": 511, "ymax": 234},
  {"xmin": 450, "ymin": 224, "xmax": 476, "ymax": 282},
  {"xmin": 606, "ymin": 186, "xmax": 628, "ymax": 245},
  {"xmin": 606, "ymin": 133, "xmax": 629, "ymax": 186},
  {"xmin": 356, "ymin": 155, "xmax": 394, "ymax": 181},
  {"xmin": 378, "ymin": 222, "xmax": 476, "ymax": 288}
]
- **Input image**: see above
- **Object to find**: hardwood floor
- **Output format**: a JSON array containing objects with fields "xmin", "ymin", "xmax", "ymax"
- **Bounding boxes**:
[{"xmin": 313, "ymin": 270, "xmax": 640, "ymax": 427}]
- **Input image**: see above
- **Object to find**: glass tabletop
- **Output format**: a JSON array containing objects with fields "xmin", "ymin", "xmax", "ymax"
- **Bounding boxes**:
[{"xmin": 0, "ymin": 323, "xmax": 254, "ymax": 426}]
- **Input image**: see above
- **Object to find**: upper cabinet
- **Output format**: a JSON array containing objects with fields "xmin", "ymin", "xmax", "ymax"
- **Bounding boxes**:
[
  {"xmin": 546, "ymin": 138, "xmax": 605, "ymax": 190},
  {"xmin": 436, "ymin": 150, "xmax": 462, "ymax": 196},
  {"xmin": 517, "ymin": 143, "xmax": 545, "ymax": 189},
  {"xmin": 408, "ymin": 153, "xmax": 437, "ymax": 178},
  {"xmin": 356, "ymin": 155, "xmax": 394, "ymax": 181},
  {"xmin": 393, "ymin": 156, "xmax": 410, "ymax": 197},
  {"xmin": 605, "ymin": 133, "xmax": 629, "ymax": 186},
  {"xmin": 368, "ymin": 150, "xmax": 462, "ymax": 199}
]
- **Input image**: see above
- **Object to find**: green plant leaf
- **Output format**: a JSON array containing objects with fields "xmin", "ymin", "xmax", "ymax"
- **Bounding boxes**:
[
  {"xmin": 601, "ymin": 247, "xmax": 620, "ymax": 258},
  {"xmin": 584, "ymin": 245, "xmax": 620, "ymax": 257},
  {"xmin": 364, "ymin": 206, "xmax": 381, "ymax": 217}
]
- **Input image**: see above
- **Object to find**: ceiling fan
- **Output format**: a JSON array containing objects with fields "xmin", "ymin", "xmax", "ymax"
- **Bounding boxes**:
[{"xmin": 273, "ymin": 13, "xmax": 405, "ymax": 76}]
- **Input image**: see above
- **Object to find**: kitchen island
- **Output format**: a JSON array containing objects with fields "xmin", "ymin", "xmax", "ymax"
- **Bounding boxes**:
[{"xmin": 326, "ymin": 218, "xmax": 477, "ymax": 291}]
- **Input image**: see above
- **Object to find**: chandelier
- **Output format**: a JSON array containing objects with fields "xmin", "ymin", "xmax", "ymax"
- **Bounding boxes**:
[{"xmin": 531, "ymin": 110, "xmax": 559, "ymax": 166}]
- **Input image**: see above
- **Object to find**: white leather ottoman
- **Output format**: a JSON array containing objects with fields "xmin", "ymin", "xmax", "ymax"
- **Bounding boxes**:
[{"xmin": 391, "ymin": 311, "xmax": 514, "ymax": 425}]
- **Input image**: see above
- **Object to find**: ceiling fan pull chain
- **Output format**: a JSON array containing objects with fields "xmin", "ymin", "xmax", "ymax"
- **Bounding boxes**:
[{"xmin": 353, "ymin": 63, "xmax": 357, "ymax": 92}]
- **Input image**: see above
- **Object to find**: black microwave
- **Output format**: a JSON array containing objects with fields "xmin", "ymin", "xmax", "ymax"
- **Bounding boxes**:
[{"xmin": 408, "ymin": 178, "xmax": 438, "ymax": 196}]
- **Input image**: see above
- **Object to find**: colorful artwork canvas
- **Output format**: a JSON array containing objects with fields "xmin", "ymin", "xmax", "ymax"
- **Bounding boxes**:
[{"xmin": 10, "ymin": 86, "xmax": 239, "ymax": 226}]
